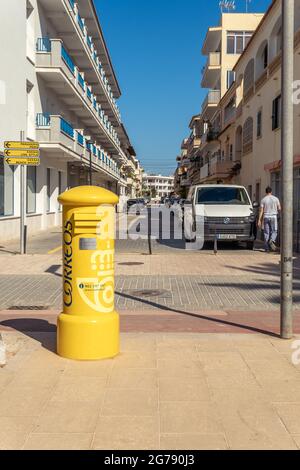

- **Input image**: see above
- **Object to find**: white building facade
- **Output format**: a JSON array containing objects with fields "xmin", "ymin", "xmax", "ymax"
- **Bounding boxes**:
[
  {"xmin": 143, "ymin": 174, "xmax": 174, "ymax": 199},
  {"xmin": 0, "ymin": 0, "xmax": 135, "ymax": 241}
]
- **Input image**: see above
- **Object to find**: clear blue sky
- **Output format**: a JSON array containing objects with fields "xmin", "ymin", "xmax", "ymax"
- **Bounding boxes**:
[{"xmin": 94, "ymin": 0, "xmax": 271, "ymax": 175}]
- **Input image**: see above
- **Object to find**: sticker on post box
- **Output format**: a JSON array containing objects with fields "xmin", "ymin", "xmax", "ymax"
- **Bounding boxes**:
[{"xmin": 79, "ymin": 238, "xmax": 97, "ymax": 251}]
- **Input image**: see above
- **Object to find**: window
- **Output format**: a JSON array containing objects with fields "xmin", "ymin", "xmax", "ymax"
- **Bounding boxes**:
[
  {"xmin": 272, "ymin": 95, "xmax": 281, "ymax": 130},
  {"xmin": 263, "ymin": 44, "xmax": 268, "ymax": 69},
  {"xmin": 0, "ymin": 160, "xmax": 14, "ymax": 217},
  {"xmin": 26, "ymin": 166, "xmax": 36, "ymax": 214},
  {"xmin": 243, "ymin": 117, "xmax": 254, "ymax": 155},
  {"xmin": 227, "ymin": 70, "xmax": 236, "ymax": 89},
  {"xmin": 196, "ymin": 187, "xmax": 250, "ymax": 205},
  {"xmin": 47, "ymin": 168, "xmax": 51, "ymax": 213},
  {"xmin": 244, "ymin": 59, "xmax": 255, "ymax": 97},
  {"xmin": 257, "ymin": 110, "xmax": 262, "ymax": 138},
  {"xmin": 227, "ymin": 31, "xmax": 253, "ymax": 54}
]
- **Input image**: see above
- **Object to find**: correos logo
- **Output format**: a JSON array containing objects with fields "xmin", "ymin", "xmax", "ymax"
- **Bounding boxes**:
[{"xmin": 63, "ymin": 220, "xmax": 73, "ymax": 307}]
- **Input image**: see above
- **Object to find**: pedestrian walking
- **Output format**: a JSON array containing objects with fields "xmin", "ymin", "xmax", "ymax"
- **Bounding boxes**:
[{"xmin": 258, "ymin": 187, "xmax": 281, "ymax": 252}]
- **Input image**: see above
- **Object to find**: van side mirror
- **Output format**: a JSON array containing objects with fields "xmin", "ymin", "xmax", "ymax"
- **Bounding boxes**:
[{"xmin": 253, "ymin": 202, "xmax": 259, "ymax": 209}]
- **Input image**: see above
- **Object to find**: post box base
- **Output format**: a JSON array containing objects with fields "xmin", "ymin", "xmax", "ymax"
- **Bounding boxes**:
[{"xmin": 57, "ymin": 312, "xmax": 120, "ymax": 361}]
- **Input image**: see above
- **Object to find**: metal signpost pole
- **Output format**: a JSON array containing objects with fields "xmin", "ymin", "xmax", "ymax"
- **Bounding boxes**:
[
  {"xmin": 20, "ymin": 131, "xmax": 25, "ymax": 255},
  {"xmin": 281, "ymin": 0, "xmax": 294, "ymax": 339}
]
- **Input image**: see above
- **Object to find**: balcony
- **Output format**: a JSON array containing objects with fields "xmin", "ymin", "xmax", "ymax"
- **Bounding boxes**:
[
  {"xmin": 36, "ymin": 38, "xmax": 124, "ymax": 159},
  {"xmin": 201, "ymin": 52, "xmax": 221, "ymax": 88},
  {"xmin": 200, "ymin": 158, "xmax": 240, "ymax": 182},
  {"xmin": 200, "ymin": 163, "xmax": 209, "ymax": 181},
  {"xmin": 36, "ymin": 114, "xmax": 120, "ymax": 181},
  {"xmin": 202, "ymin": 90, "xmax": 221, "ymax": 119},
  {"xmin": 37, "ymin": 0, "xmax": 121, "ymax": 124},
  {"xmin": 202, "ymin": 27, "xmax": 222, "ymax": 55}
]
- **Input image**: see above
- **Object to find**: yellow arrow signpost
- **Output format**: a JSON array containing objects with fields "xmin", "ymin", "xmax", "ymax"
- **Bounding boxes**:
[
  {"xmin": 2, "ymin": 137, "xmax": 41, "ymax": 255},
  {"xmin": 4, "ymin": 141, "xmax": 39, "ymax": 150},
  {"xmin": 5, "ymin": 158, "xmax": 40, "ymax": 166},
  {"xmin": 4, "ymin": 149, "xmax": 40, "ymax": 158}
]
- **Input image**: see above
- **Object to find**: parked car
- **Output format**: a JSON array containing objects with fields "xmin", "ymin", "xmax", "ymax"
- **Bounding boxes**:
[
  {"xmin": 184, "ymin": 184, "xmax": 257, "ymax": 250},
  {"xmin": 127, "ymin": 198, "xmax": 146, "ymax": 214}
]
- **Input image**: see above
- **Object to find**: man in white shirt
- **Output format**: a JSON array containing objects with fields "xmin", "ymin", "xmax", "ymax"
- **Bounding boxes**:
[{"xmin": 258, "ymin": 187, "xmax": 281, "ymax": 252}]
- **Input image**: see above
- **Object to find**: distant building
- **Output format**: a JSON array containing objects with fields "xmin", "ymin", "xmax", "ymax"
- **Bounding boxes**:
[{"xmin": 142, "ymin": 174, "xmax": 174, "ymax": 199}]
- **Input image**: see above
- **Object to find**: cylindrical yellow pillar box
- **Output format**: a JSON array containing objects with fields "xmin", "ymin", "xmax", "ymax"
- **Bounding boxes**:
[{"xmin": 57, "ymin": 186, "xmax": 119, "ymax": 361}]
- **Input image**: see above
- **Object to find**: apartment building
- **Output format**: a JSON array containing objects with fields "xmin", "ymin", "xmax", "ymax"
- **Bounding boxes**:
[
  {"xmin": 174, "ymin": 115, "xmax": 203, "ymax": 196},
  {"xmin": 215, "ymin": 0, "xmax": 300, "ymax": 251},
  {"xmin": 142, "ymin": 174, "xmax": 174, "ymax": 200},
  {"xmin": 0, "ymin": 0, "xmax": 136, "ymax": 241},
  {"xmin": 176, "ymin": 12, "xmax": 264, "ymax": 197}
]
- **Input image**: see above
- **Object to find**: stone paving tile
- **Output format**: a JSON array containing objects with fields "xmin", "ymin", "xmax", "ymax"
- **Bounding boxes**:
[
  {"xmin": 0, "ymin": 417, "xmax": 36, "ymax": 450},
  {"xmin": 273, "ymin": 403, "xmax": 300, "ymax": 434},
  {"xmin": 108, "ymin": 369, "xmax": 158, "ymax": 390},
  {"xmin": 160, "ymin": 434, "xmax": 228, "ymax": 450},
  {"xmin": 157, "ymin": 359, "xmax": 204, "ymax": 379},
  {"xmin": 217, "ymin": 402, "xmax": 298, "ymax": 450},
  {"xmin": 1, "ymin": 331, "xmax": 300, "ymax": 450},
  {"xmin": 160, "ymin": 402, "xmax": 223, "ymax": 435},
  {"xmin": 159, "ymin": 377, "xmax": 211, "ymax": 402},
  {"xmin": 34, "ymin": 401, "xmax": 101, "ymax": 434},
  {"xmin": 258, "ymin": 379, "xmax": 300, "ymax": 402},
  {"xmin": 292, "ymin": 435, "xmax": 300, "ymax": 449},
  {"xmin": 0, "ymin": 384, "xmax": 53, "ymax": 418},
  {"xmin": 23, "ymin": 433, "xmax": 93, "ymax": 451},
  {"xmin": 93, "ymin": 416, "xmax": 159, "ymax": 450},
  {"xmin": 50, "ymin": 376, "xmax": 107, "ymax": 403},
  {"xmin": 101, "ymin": 389, "xmax": 159, "ymax": 417}
]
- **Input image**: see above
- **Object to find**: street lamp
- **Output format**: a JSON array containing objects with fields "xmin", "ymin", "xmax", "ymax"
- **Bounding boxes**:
[{"xmin": 281, "ymin": 0, "xmax": 294, "ymax": 339}]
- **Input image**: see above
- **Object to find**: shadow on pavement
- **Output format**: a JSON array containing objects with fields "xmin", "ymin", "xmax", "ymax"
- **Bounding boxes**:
[
  {"xmin": 116, "ymin": 290, "xmax": 281, "ymax": 338},
  {"xmin": 0, "ymin": 319, "xmax": 57, "ymax": 354}
]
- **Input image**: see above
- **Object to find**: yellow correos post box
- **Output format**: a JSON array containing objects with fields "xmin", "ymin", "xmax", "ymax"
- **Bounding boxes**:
[{"xmin": 57, "ymin": 186, "xmax": 119, "ymax": 361}]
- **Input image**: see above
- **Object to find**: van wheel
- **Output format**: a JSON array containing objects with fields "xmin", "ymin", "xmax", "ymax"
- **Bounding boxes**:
[{"xmin": 246, "ymin": 241, "xmax": 255, "ymax": 251}]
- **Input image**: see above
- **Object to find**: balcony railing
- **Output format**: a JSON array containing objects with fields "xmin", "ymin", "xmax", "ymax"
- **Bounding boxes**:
[
  {"xmin": 36, "ymin": 113, "xmax": 51, "ymax": 127},
  {"xmin": 87, "ymin": 87, "xmax": 92, "ymax": 101},
  {"xmin": 78, "ymin": 71, "xmax": 85, "ymax": 90},
  {"xmin": 61, "ymin": 45, "xmax": 75, "ymax": 75},
  {"xmin": 36, "ymin": 114, "xmax": 121, "ymax": 179},
  {"xmin": 36, "ymin": 38, "xmax": 122, "ymax": 151},
  {"xmin": 36, "ymin": 37, "xmax": 51, "ymax": 52},
  {"xmin": 60, "ymin": 117, "xmax": 74, "ymax": 139},
  {"xmin": 77, "ymin": 132, "xmax": 84, "ymax": 146},
  {"xmin": 68, "ymin": 3, "xmax": 121, "ymax": 121},
  {"xmin": 77, "ymin": 12, "xmax": 85, "ymax": 33},
  {"xmin": 202, "ymin": 90, "xmax": 221, "ymax": 111}
]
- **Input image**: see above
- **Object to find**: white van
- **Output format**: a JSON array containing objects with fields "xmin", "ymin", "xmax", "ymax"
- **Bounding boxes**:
[{"xmin": 185, "ymin": 184, "xmax": 258, "ymax": 250}]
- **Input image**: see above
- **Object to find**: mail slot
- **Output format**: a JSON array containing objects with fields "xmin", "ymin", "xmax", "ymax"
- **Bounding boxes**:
[{"xmin": 57, "ymin": 186, "xmax": 119, "ymax": 361}]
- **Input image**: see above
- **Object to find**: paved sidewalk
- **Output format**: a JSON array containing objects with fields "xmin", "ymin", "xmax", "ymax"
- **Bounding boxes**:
[{"xmin": 0, "ymin": 331, "xmax": 300, "ymax": 450}]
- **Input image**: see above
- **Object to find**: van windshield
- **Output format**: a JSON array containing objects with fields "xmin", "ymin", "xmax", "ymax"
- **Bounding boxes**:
[{"xmin": 196, "ymin": 187, "xmax": 250, "ymax": 205}]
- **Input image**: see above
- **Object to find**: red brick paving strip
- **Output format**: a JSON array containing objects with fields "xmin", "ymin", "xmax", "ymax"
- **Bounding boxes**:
[{"xmin": 0, "ymin": 309, "xmax": 300, "ymax": 336}]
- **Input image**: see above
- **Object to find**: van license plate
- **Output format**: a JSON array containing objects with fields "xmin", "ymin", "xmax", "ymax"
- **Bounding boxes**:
[{"xmin": 217, "ymin": 234, "xmax": 237, "ymax": 240}]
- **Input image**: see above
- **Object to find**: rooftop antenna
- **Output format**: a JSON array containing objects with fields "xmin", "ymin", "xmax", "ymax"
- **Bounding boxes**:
[{"xmin": 219, "ymin": 1, "xmax": 236, "ymax": 13}]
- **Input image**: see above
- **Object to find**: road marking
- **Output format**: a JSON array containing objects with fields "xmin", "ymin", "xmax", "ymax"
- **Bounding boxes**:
[{"xmin": 48, "ymin": 246, "xmax": 62, "ymax": 255}]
